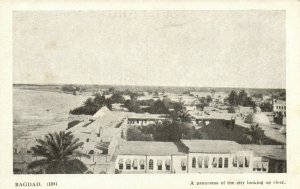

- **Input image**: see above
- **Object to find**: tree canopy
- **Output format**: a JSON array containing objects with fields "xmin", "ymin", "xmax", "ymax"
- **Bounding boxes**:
[
  {"xmin": 70, "ymin": 94, "xmax": 112, "ymax": 115},
  {"xmin": 28, "ymin": 131, "xmax": 88, "ymax": 174},
  {"xmin": 228, "ymin": 90, "xmax": 255, "ymax": 107},
  {"xmin": 127, "ymin": 120, "xmax": 202, "ymax": 142},
  {"xmin": 110, "ymin": 92, "xmax": 125, "ymax": 104},
  {"xmin": 124, "ymin": 99, "xmax": 143, "ymax": 113},
  {"xmin": 260, "ymin": 102, "xmax": 273, "ymax": 112},
  {"xmin": 243, "ymin": 124, "xmax": 266, "ymax": 144},
  {"xmin": 143, "ymin": 100, "xmax": 170, "ymax": 114}
]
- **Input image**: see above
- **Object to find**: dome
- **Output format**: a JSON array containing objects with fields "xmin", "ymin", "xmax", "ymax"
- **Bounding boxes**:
[{"xmin": 245, "ymin": 112, "xmax": 270, "ymax": 126}]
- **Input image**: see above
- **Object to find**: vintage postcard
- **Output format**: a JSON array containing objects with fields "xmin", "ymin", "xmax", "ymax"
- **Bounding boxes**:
[{"xmin": 1, "ymin": 0, "xmax": 300, "ymax": 189}]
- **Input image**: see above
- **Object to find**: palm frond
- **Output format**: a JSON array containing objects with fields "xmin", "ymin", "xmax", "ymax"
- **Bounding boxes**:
[
  {"xmin": 29, "ymin": 130, "xmax": 87, "ymax": 173},
  {"xmin": 62, "ymin": 139, "xmax": 83, "ymax": 157},
  {"xmin": 27, "ymin": 159, "xmax": 50, "ymax": 170},
  {"xmin": 71, "ymin": 150, "xmax": 90, "ymax": 159}
]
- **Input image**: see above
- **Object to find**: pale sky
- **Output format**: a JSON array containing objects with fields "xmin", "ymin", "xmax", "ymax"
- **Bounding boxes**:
[{"xmin": 13, "ymin": 11, "xmax": 286, "ymax": 88}]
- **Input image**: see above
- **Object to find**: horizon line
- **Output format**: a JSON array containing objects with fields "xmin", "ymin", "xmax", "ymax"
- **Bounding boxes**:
[{"xmin": 13, "ymin": 82, "xmax": 286, "ymax": 90}]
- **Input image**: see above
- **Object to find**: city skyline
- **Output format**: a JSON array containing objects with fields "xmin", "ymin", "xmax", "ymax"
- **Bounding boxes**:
[{"xmin": 13, "ymin": 11, "xmax": 286, "ymax": 89}]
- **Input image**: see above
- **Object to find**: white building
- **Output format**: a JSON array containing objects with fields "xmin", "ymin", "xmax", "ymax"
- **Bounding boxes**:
[
  {"xmin": 114, "ymin": 140, "xmax": 285, "ymax": 174},
  {"xmin": 115, "ymin": 141, "xmax": 187, "ymax": 174},
  {"xmin": 273, "ymin": 99, "xmax": 286, "ymax": 115},
  {"xmin": 184, "ymin": 105, "xmax": 197, "ymax": 112},
  {"xmin": 182, "ymin": 140, "xmax": 256, "ymax": 173},
  {"xmin": 126, "ymin": 113, "xmax": 169, "ymax": 126}
]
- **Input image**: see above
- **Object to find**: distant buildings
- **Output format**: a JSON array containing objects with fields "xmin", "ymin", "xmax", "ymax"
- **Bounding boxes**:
[
  {"xmin": 189, "ymin": 91, "xmax": 211, "ymax": 98},
  {"xmin": 126, "ymin": 113, "xmax": 169, "ymax": 126},
  {"xmin": 272, "ymin": 99, "xmax": 286, "ymax": 125},
  {"xmin": 13, "ymin": 89, "xmax": 287, "ymax": 174},
  {"xmin": 273, "ymin": 99, "xmax": 286, "ymax": 115},
  {"xmin": 112, "ymin": 103, "xmax": 129, "ymax": 112},
  {"xmin": 189, "ymin": 91, "xmax": 227, "ymax": 104},
  {"xmin": 234, "ymin": 106, "xmax": 253, "ymax": 117},
  {"xmin": 190, "ymin": 112, "xmax": 236, "ymax": 126},
  {"xmin": 184, "ymin": 105, "xmax": 197, "ymax": 112}
]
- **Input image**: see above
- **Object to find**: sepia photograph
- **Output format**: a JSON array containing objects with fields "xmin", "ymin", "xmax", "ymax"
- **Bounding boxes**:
[
  {"xmin": 12, "ymin": 10, "xmax": 287, "ymax": 176},
  {"xmin": 12, "ymin": 10, "xmax": 287, "ymax": 175}
]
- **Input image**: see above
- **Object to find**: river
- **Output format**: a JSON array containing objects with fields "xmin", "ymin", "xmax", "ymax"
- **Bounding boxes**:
[{"xmin": 13, "ymin": 87, "xmax": 90, "ymax": 140}]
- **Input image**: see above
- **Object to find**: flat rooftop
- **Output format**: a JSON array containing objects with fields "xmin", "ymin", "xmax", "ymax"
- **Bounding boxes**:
[
  {"xmin": 181, "ymin": 140, "xmax": 244, "ymax": 153},
  {"xmin": 117, "ymin": 141, "xmax": 187, "ymax": 156},
  {"xmin": 127, "ymin": 113, "xmax": 168, "ymax": 119},
  {"xmin": 242, "ymin": 144, "xmax": 286, "ymax": 161}
]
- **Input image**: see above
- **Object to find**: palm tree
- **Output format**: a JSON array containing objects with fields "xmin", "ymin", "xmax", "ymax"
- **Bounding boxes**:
[
  {"xmin": 28, "ymin": 131, "xmax": 88, "ymax": 174},
  {"xmin": 244, "ymin": 124, "xmax": 265, "ymax": 144},
  {"xmin": 83, "ymin": 97, "xmax": 94, "ymax": 107},
  {"xmin": 176, "ymin": 110, "xmax": 192, "ymax": 123}
]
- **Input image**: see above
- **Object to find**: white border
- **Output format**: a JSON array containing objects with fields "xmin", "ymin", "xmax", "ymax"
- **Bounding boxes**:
[{"xmin": 1, "ymin": 1, "xmax": 300, "ymax": 189}]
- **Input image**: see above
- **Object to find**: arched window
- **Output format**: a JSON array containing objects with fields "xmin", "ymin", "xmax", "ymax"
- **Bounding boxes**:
[
  {"xmin": 181, "ymin": 159, "xmax": 187, "ymax": 171},
  {"xmin": 245, "ymin": 156, "xmax": 250, "ymax": 168},
  {"xmin": 149, "ymin": 159, "xmax": 154, "ymax": 170},
  {"xmin": 262, "ymin": 162, "xmax": 268, "ymax": 172},
  {"xmin": 198, "ymin": 157, "xmax": 203, "ymax": 168},
  {"xmin": 157, "ymin": 160, "xmax": 162, "ymax": 170},
  {"xmin": 126, "ymin": 159, "xmax": 131, "ymax": 170},
  {"xmin": 232, "ymin": 156, "xmax": 237, "ymax": 167},
  {"xmin": 204, "ymin": 156, "xmax": 209, "ymax": 168},
  {"xmin": 118, "ymin": 159, "xmax": 123, "ymax": 170},
  {"xmin": 165, "ymin": 160, "xmax": 171, "ymax": 170},
  {"xmin": 212, "ymin": 157, "xmax": 217, "ymax": 168},
  {"xmin": 192, "ymin": 157, "xmax": 196, "ymax": 168},
  {"xmin": 224, "ymin": 158, "xmax": 229, "ymax": 168},
  {"xmin": 218, "ymin": 157, "xmax": 223, "ymax": 168},
  {"xmin": 140, "ymin": 159, "xmax": 145, "ymax": 170},
  {"xmin": 133, "ymin": 159, "xmax": 138, "ymax": 170},
  {"xmin": 238, "ymin": 156, "xmax": 244, "ymax": 168}
]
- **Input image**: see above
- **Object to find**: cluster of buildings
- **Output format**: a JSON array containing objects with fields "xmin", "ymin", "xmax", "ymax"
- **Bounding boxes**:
[{"xmin": 13, "ymin": 89, "xmax": 287, "ymax": 174}]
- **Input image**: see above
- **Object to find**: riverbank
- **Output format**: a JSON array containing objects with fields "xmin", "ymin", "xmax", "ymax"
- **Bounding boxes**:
[{"xmin": 13, "ymin": 87, "xmax": 91, "ymax": 140}]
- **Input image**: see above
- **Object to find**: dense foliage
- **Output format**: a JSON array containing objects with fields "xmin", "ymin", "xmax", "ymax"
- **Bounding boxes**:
[
  {"xmin": 28, "ymin": 131, "xmax": 88, "ymax": 174},
  {"xmin": 143, "ymin": 100, "xmax": 170, "ymax": 114},
  {"xmin": 110, "ymin": 92, "xmax": 126, "ymax": 104},
  {"xmin": 274, "ymin": 112, "xmax": 284, "ymax": 125},
  {"xmin": 127, "ymin": 126, "xmax": 153, "ymax": 141},
  {"xmin": 260, "ymin": 102, "xmax": 273, "ymax": 112},
  {"xmin": 171, "ymin": 110, "xmax": 192, "ymax": 123},
  {"xmin": 127, "ymin": 121, "xmax": 202, "ymax": 142},
  {"xmin": 243, "ymin": 124, "xmax": 266, "ymax": 144},
  {"xmin": 124, "ymin": 99, "xmax": 143, "ymax": 113},
  {"xmin": 196, "ymin": 96, "xmax": 213, "ymax": 110},
  {"xmin": 227, "ymin": 90, "xmax": 255, "ymax": 107},
  {"xmin": 70, "ymin": 94, "xmax": 112, "ymax": 115},
  {"xmin": 127, "ymin": 120, "xmax": 282, "ymax": 145},
  {"xmin": 200, "ymin": 120, "xmax": 281, "ymax": 145}
]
